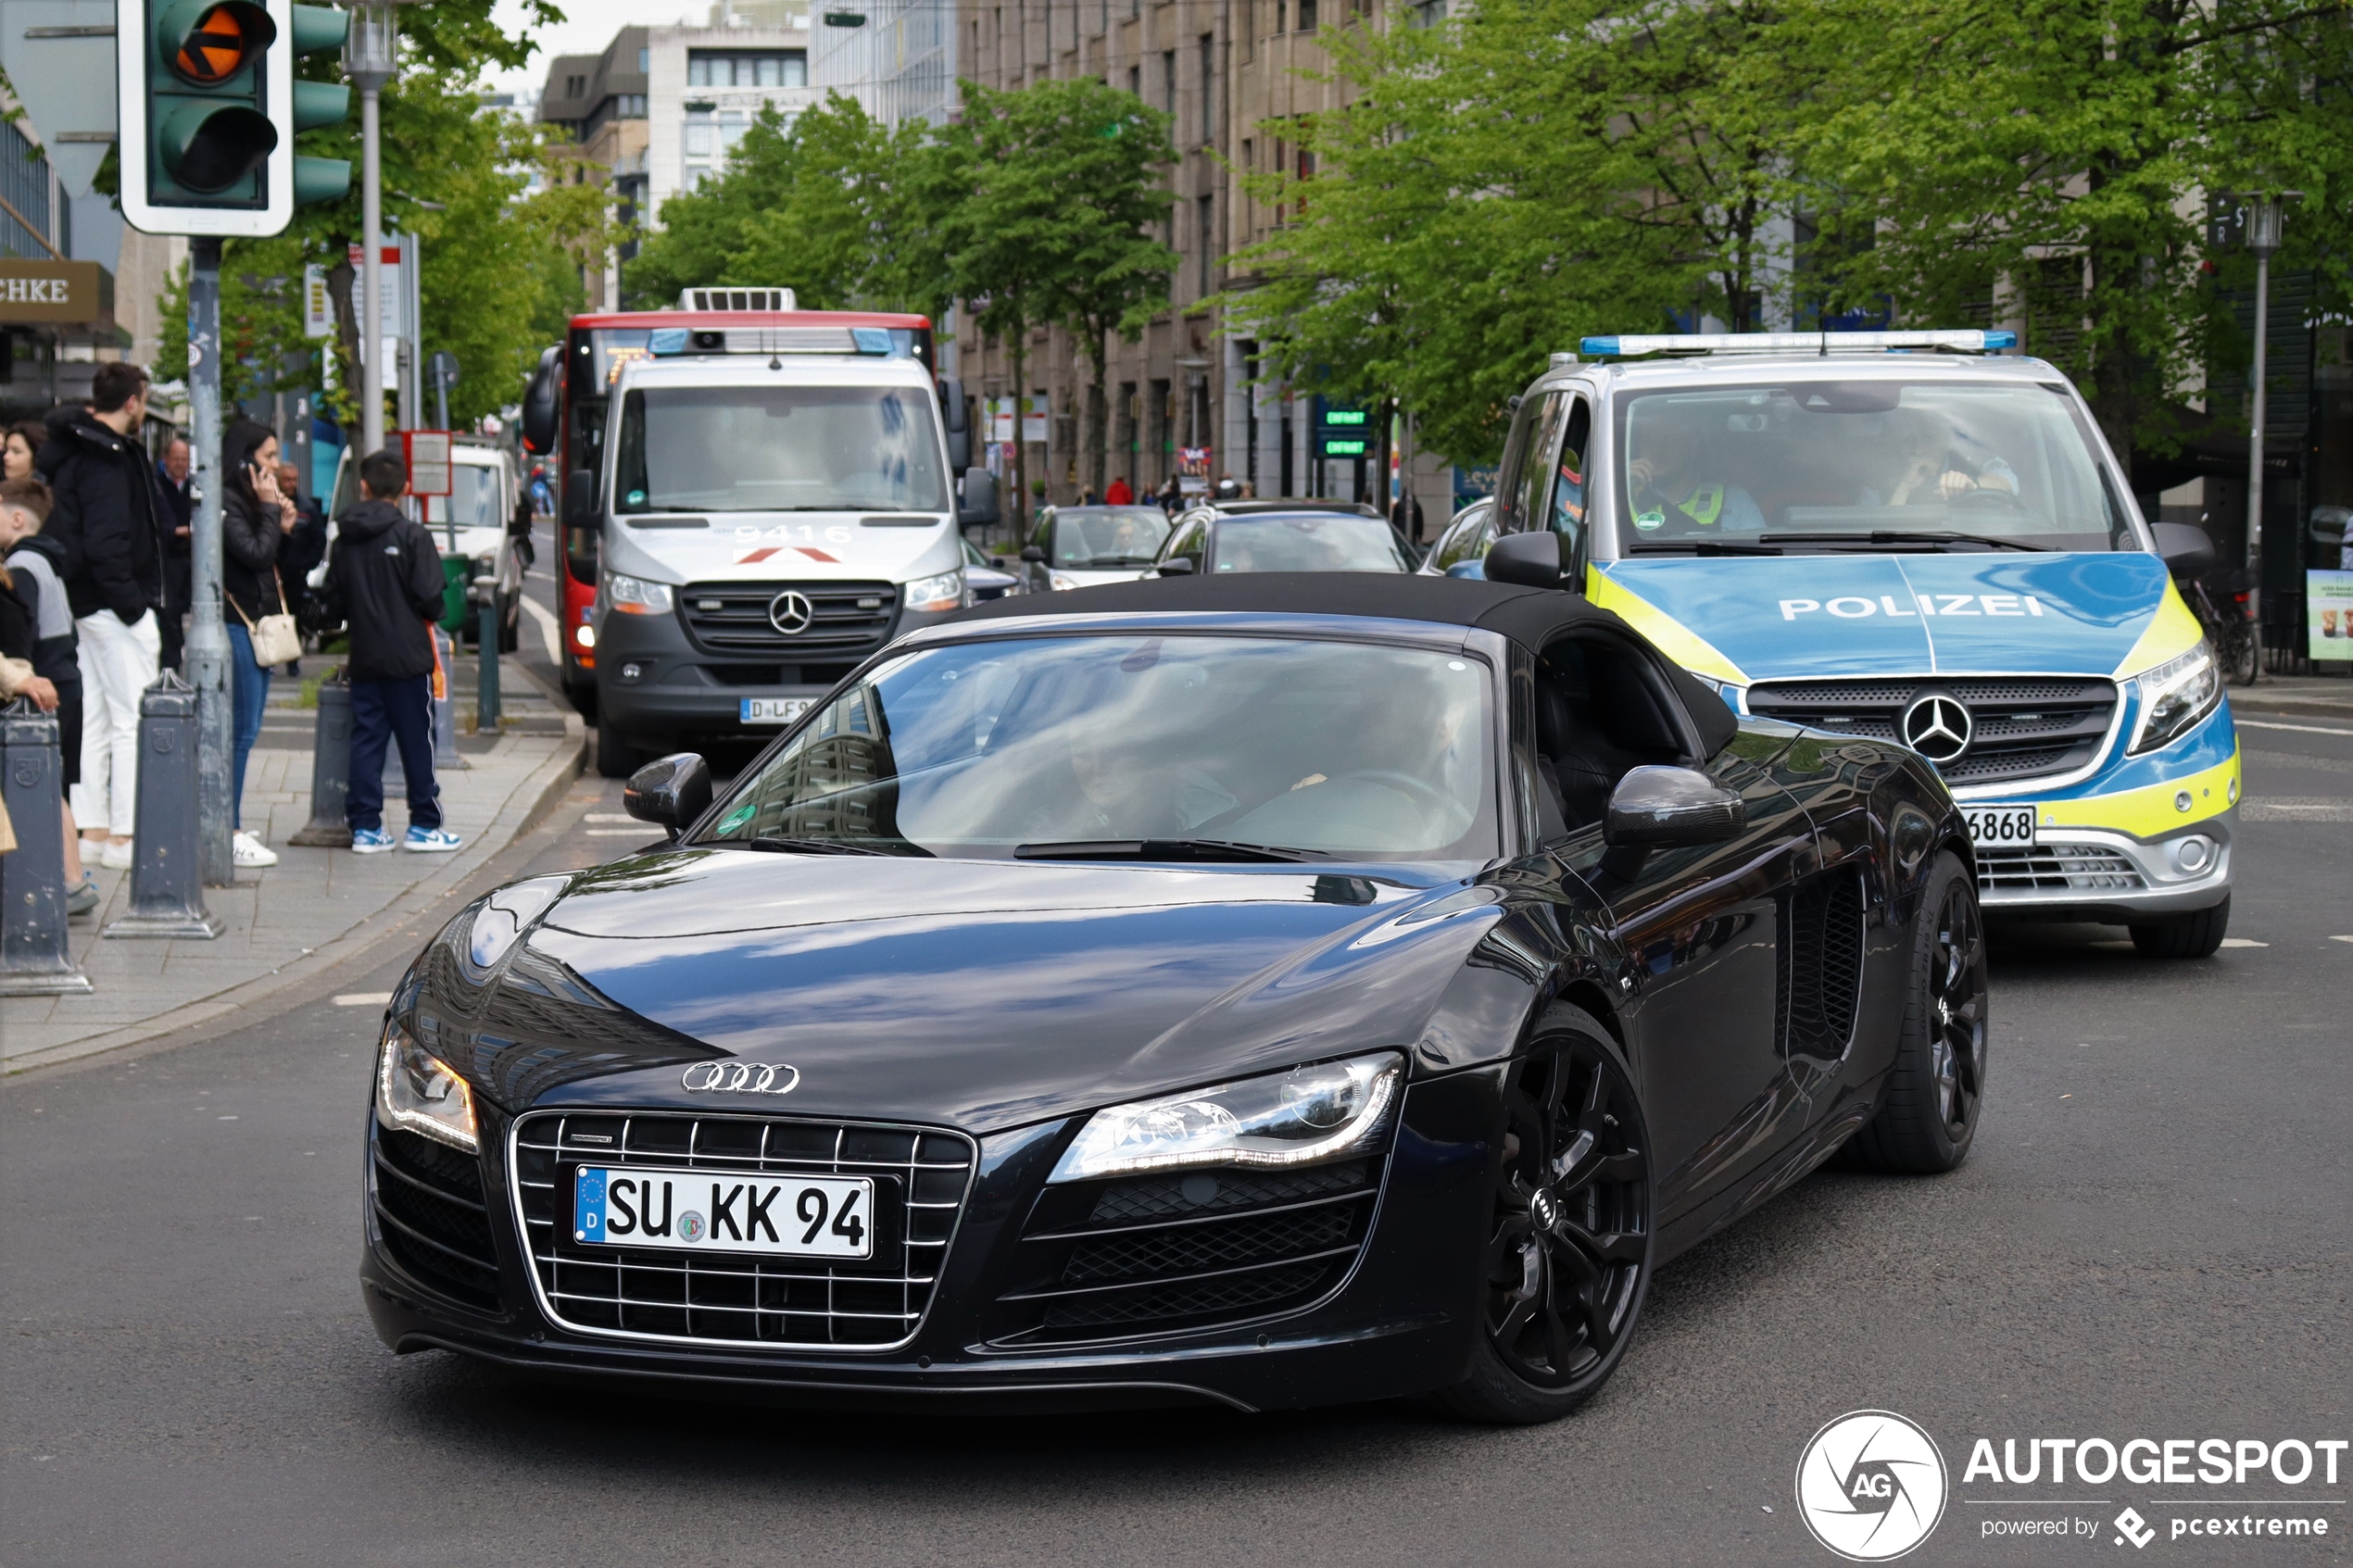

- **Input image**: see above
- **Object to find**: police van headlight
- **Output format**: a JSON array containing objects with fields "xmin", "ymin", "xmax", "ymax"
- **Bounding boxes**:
[
  {"xmin": 903, "ymin": 569, "xmax": 966, "ymax": 612},
  {"xmin": 604, "ymin": 571, "xmax": 674, "ymax": 616},
  {"xmin": 2129, "ymin": 645, "xmax": 2221, "ymax": 755}
]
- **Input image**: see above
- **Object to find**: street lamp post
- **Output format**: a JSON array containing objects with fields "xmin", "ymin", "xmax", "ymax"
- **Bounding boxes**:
[
  {"xmin": 345, "ymin": 3, "xmax": 396, "ymax": 457},
  {"xmin": 2242, "ymin": 192, "xmax": 2300, "ymax": 682}
]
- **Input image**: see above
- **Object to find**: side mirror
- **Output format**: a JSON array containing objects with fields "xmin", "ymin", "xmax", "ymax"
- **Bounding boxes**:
[
  {"xmin": 623, "ymin": 752, "xmax": 712, "ymax": 835},
  {"xmin": 2152, "ymin": 521, "xmax": 2215, "ymax": 580},
  {"xmin": 562, "ymin": 469, "xmax": 598, "ymax": 526},
  {"xmin": 957, "ymin": 467, "xmax": 1000, "ymax": 529},
  {"xmin": 1484, "ymin": 530, "xmax": 1568, "ymax": 589},
  {"xmin": 1156, "ymin": 556, "xmax": 1196, "ymax": 576},
  {"xmin": 1604, "ymin": 765, "xmax": 1744, "ymax": 848},
  {"xmin": 520, "ymin": 345, "xmax": 560, "ymax": 455},
  {"xmin": 1020, "ymin": 545, "xmax": 1046, "ymax": 564}
]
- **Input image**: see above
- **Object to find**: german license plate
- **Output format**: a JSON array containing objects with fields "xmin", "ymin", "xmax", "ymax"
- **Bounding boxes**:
[
  {"xmin": 571, "ymin": 1165, "xmax": 873, "ymax": 1259},
  {"xmin": 740, "ymin": 697, "xmax": 812, "ymax": 725},
  {"xmin": 1962, "ymin": 806, "xmax": 2037, "ymax": 848}
]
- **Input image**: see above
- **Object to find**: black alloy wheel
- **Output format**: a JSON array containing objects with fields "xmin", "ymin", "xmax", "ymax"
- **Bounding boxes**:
[
  {"xmin": 1843, "ymin": 851, "xmax": 1988, "ymax": 1173},
  {"xmin": 1437, "ymin": 1009, "xmax": 1652, "ymax": 1424}
]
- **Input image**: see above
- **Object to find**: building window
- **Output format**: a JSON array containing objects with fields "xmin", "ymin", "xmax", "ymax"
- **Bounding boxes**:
[
  {"xmin": 1161, "ymin": 49, "xmax": 1175, "ymax": 113},
  {"xmin": 1198, "ymin": 194, "xmax": 1214, "ymax": 295},
  {"xmin": 1298, "ymin": 0, "xmax": 1315, "ymax": 28},
  {"xmin": 566, "ymin": 73, "xmax": 587, "ymax": 95},
  {"xmin": 1126, "ymin": 64, "xmax": 1139, "ymax": 95},
  {"xmin": 1275, "ymin": 0, "xmax": 1285, "ymax": 32},
  {"xmin": 638, "ymin": 46, "xmax": 649, "ymax": 70},
  {"xmin": 0, "ymin": 123, "xmax": 51, "ymax": 259},
  {"xmin": 1199, "ymin": 33, "xmax": 1214, "ymax": 146},
  {"xmin": 687, "ymin": 50, "xmax": 808, "ymax": 87}
]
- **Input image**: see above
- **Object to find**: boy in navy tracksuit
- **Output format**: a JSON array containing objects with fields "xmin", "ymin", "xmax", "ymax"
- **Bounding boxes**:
[{"xmin": 322, "ymin": 449, "xmax": 461, "ymax": 853}]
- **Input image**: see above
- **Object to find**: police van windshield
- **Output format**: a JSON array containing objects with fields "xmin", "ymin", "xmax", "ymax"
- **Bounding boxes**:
[
  {"xmin": 612, "ymin": 384, "xmax": 949, "ymax": 513},
  {"xmin": 1612, "ymin": 381, "xmax": 2143, "ymax": 554}
]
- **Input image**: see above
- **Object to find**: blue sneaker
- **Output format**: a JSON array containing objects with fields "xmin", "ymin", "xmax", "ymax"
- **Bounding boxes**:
[
  {"xmin": 403, "ymin": 826, "xmax": 463, "ymax": 853},
  {"xmin": 350, "ymin": 828, "xmax": 396, "ymax": 854}
]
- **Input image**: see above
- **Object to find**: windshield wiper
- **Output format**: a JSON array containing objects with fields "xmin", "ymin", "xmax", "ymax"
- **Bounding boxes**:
[
  {"xmin": 1084, "ymin": 555, "xmax": 1160, "ymax": 567},
  {"xmin": 1013, "ymin": 837, "xmax": 1332, "ymax": 863},
  {"xmin": 1627, "ymin": 540, "xmax": 1783, "ymax": 557},
  {"xmin": 726, "ymin": 834, "xmax": 897, "ymax": 857},
  {"xmin": 1760, "ymin": 530, "xmax": 2048, "ymax": 552}
]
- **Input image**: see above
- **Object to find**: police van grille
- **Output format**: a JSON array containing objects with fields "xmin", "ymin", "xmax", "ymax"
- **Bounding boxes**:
[
  {"xmin": 680, "ymin": 581, "xmax": 898, "ymax": 659},
  {"xmin": 510, "ymin": 1112, "xmax": 974, "ymax": 1350},
  {"xmin": 1746, "ymin": 678, "xmax": 2117, "ymax": 785},
  {"xmin": 1975, "ymin": 845, "xmax": 2147, "ymax": 893}
]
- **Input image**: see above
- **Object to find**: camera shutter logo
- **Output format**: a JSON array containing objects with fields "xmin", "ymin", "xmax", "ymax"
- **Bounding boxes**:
[
  {"xmin": 1900, "ymin": 694, "xmax": 1973, "ymax": 764},
  {"xmin": 680, "ymin": 1061, "xmax": 802, "ymax": 1096},
  {"xmin": 768, "ymin": 590, "xmax": 815, "ymax": 635},
  {"xmin": 1794, "ymin": 1410, "xmax": 1949, "ymax": 1562}
]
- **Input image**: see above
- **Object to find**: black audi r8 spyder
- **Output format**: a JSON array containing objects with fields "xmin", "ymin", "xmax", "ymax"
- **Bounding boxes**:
[{"xmin": 362, "ymin": 571, "xmax": 1989, "ymax": 1422}]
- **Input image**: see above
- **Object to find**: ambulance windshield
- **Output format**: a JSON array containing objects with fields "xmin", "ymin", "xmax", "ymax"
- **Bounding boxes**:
[
  {"xmin": 1611, "ymin": 381, "xmax": 2144, "ymax": 555},
  {"xmin": 613, "ymin": 383, "xmax": 950, "ymax": 514}
]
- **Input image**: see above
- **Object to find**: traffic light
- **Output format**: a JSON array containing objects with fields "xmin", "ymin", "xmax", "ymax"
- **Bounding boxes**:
[{"xmin": 117, "ymin": 0, "xmax": 351, "ymax": 236}]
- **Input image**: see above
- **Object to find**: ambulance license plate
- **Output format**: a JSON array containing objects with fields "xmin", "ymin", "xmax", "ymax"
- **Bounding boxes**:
[
  {"xmin": 741, "ymin": 697, "xmax": 812, "ymax": 725},
  {"xmin": 1962, "ymin": 807, "xmax": 2037, "ymax": 848},
  {"xmin": 571, "ymin": 1164, "xmax": 873, "ymax": 1259}
]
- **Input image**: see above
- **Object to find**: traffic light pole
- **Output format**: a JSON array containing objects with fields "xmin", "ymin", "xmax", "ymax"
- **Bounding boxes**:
[
  {"xmin": 186, "ymin": 235, "xmax": 234, "ymax": 885},
  {"xmin": 359, "ymin": 74, "xmax": 384, "ymax": 454}
]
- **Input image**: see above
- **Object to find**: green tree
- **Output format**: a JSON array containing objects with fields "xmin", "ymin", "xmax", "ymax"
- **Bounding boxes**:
[{"xmin": 938, "ymin": 78, "xmax": 1176, "ymax": 521}]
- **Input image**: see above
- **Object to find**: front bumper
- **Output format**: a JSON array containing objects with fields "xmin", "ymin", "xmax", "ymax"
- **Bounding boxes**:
[{"xmin": 360, "ymin": 1070, "xmax": 1500, "ymax": 1413}]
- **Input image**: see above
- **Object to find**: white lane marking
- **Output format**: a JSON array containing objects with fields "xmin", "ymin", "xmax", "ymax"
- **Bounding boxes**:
[
  {"xmin": 2219, "ymin": 938, "xmax": 2268, "ymax": 948},
  {"xmin": 521, "ymin": 592, "xmax": 561, "ymax": 663},
  {"xmin": 2234, "ymin": 718, "xmax": 2353, "ymax": 736},
  {"xmin": 2331, "ymin": 935, "xmax": 2353, "ymax": 945},
  {"xmin": 585, "ymin": 828, "xmax": 654, "ymax": 836},
  {"xmin": 583, "ymin": 813, "xmax": 635, "ymax": 822},
  {"xmin": 333, "ymin": 992, "xmax": 394, "ymax": 1007}
]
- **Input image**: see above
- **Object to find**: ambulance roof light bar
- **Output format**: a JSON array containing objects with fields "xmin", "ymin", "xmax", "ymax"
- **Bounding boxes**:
[
  {"xmin": 678, "ymin": 287, "xmax": 799, "ymax": 311},
  {"xmin": 1580, "ymin": 329, "xmax": 2018, "ymax": 358}
]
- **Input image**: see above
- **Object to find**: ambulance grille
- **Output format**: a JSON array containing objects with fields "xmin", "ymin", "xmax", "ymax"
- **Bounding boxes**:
[
  {"xmin": 680, "ymin": 581, "xmax": 899, "ymax": 659},
  {"xmin": 1745, "ymin": 678, "xmax": 2116, "ymax": 785}
]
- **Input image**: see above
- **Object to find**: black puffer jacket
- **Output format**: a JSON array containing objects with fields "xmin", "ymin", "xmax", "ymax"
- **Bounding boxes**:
[
  {"xmin": 38, "ymin": 405, "xmax": 167, "ymax": 625},
  {"xmin": 323, "ymin": 499, "xmax": 444, "ymax": 682},
  {"xmin": 222, "ymin": 483, "xmax": 285, "ymax": 624}
]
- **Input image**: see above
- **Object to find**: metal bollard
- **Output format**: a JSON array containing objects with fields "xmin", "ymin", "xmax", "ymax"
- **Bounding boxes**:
[
  {"xmin": 287, "ymin": 668, "xmax": 353, "ymax": 847},
  {"xmin": 0, "ymin": 699, "xmax": 92, "ymax": 995},
  {"xmin": 105, "ymin": 671, "xmax": 224, "ymax": 939},
  {"xmin": 432, "ymin": 625, "xmax": 469, "ymax": 771},
  {"xmin": 472, "ymin": 574, "xmax": 501, "ymax": 733}
]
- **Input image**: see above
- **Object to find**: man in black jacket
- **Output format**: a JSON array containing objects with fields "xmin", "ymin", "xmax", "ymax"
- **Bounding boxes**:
[
  {"xmin": 41, "ymin": 363, "xmax": 166, "ymax": 870},
  {"xmin": 156, "ymin": 435, "xmax": 193, "ymax": 671},
  {"xmin": 322, "ymin": 448, "xmax": 460, "ymax": 853}
]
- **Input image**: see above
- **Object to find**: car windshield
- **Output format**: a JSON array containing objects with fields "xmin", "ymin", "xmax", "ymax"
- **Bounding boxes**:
[
  {"xmin": 1213, "ymin": 513, "xmax": 1415, "ymax": 574},
  {"xmin": 698, "ymin": 634, "xmax": 1497, "ymax": 861},
  {"xmin": 612, "ymin": 383, "xmax": 949, "ymax": 514},
  {"xmin": 1613, "ymin": 380, "xmax": 2141, "ymax": 553},
  {"xmin": 423, "ymin": 462, "xmax": 501, "ymax": 533},
  {"xmin": 1051, "ymin": 507, "xmax": 1173, "ymax": 567}
]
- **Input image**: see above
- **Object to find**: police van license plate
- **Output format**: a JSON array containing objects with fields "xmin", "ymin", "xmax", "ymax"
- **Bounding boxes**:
[
  {"xmin": 1963, "ymin": 807, "xmax": 2037, "ymax": 848},
  {"xmin": 571, "ymin": 1165, "xmax": 874, "ymax": 1258},
  {"xmin": 741, "ymin": 697, "xmax": 812, "ymax": 725}
]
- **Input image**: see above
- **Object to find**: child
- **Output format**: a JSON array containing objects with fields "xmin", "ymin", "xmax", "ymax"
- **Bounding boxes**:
[
  {"xmin": 321, "ymin": 449, "xmax": 461, "ymax": 854},
  {"xmin": 0, "ymin": 476, "xmax": 94, "ymax": 912}
]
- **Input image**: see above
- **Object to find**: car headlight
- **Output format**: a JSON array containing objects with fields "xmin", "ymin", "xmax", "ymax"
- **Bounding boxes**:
[
  {"xmin": 603, "ymin": 571, "xmax": 674, "ymax": 616},
  {"xmin": 903, "ymin": 568, "xmax": 967, "ymax": 611},
  {"xmin": 1048, "ymin": 571, "xmax": 1081, "ymax": 592},
  {"xmin": 1048, "ymin": 1051, "xmax": 1403, "ymax": 1183},
  {"xmin": 376, "ymin": 1022, "xmax": 479, "ymax": 1154},
  {"xmin": 2129, "ymin": 644, "xmax": 2221, "ymax": 755}
]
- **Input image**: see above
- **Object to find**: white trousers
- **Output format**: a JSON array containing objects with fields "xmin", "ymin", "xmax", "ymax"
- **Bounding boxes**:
[{"xmin": 71, "ymin": 607, "xmax": 160, "ymax": 837}]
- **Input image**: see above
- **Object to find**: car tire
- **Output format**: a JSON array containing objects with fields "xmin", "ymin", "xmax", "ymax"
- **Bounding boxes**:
[
  {"xmin": 596, "ymin": 712, "xmax": 641, "ymax": 779},
  {"xmin": 1432, "ymin": 1007, "xmax": 1653, "ymax": 1425},
  {"xmin": 1843, "ymin": 851, "xmax": 1987, "ymax": 1175},
  {"xmin": 2128, "ymin": 896, "xmax": 2230, "ymax": 960}
]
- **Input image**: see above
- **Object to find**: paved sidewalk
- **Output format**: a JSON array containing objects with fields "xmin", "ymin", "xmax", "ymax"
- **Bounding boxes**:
[
  {"xmin": 2232, "ymin": 671, "xmax": 2353, "ymax": 721},
  {"xmin": 2, "ymin": 658, "xmax": 585, "ymax": 1074}
]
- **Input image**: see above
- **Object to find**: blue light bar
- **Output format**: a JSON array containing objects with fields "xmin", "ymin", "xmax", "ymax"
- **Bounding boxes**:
[
  {"xmin": 1579, "ymin": 329, "xmax": 2018, "ymax": 358},
  {"xmin": 850, "ymin": 327, "xmax": 892, "ymax": 355},
  {"xmin": 649, "ymin": 327, "xmax": 689, "ymax": 356}
]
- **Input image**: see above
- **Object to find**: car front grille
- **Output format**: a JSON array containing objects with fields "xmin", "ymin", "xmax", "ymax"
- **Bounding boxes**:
[
  {"xmin": 988, "ymin": 1158, "xmax": 1381, "ymax": 1347},
  {"xmin": 371, "ymin": 1124, "xmax": 501, "ymax": 1311},
  {"xmin": 1747, "ymin": 678, "xmax": 2118, "ymax": 785},
  {"xmin": 510, "ymin": 1111, "xmax": 974, "ymax": 1349},
  {"xmin": 679, "ymin": 581, "xmax": 898, "ymax": 659},
  {"xmin": 1975, "ymin": 844, "xmax": 2146, "ymax": 893}
]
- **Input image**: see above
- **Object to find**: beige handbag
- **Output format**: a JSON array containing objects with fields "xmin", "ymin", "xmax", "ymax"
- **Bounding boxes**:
[
  {"xmin": 233, "ymin": 569, "xmax": 303, "ymax": 667},
  {"xmin": 0, "ymin": 793, "xmax": 16, "ymax": 857}
]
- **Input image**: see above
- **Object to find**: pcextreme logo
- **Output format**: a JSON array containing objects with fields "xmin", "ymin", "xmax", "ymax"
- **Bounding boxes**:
[{"xmin": 1796, "ymin": 1411, "xmax": 1950, "ymax": 1562}]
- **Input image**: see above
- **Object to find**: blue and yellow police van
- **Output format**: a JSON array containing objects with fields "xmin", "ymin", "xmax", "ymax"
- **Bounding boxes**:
[{"xmin": 1475, "ymin": 328, "xmax": 2236, "ymax": 958}]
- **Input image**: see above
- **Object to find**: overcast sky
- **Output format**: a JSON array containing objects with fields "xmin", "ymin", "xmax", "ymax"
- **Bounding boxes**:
[{"xmin": 485, "ymin": 0, "xmax": 711, "ymax": 100}]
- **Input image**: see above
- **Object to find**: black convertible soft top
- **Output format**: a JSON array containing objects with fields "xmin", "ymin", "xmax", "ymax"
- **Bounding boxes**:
[{"xmin": 946, "ymin": 571, "xmax": 1740, "ymax": 754}]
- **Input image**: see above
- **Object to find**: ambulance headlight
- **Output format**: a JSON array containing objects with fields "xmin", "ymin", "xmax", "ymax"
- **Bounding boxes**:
[
  {"xmin": 2129, "ymin": 645, "xmax": 2221, "ymax": 755},
  {"xmin": 604, "ymin": 571, "xmax": 674, "ymax": 616},
  {"xmin": 903, "ymin": 569, "xmax": 967, "ymax": 612}
]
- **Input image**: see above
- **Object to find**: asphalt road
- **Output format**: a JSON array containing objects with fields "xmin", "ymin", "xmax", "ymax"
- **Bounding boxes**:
[{"xmin": 3, "ymin": 708, "xmax": 2347, "ymax": 1568}]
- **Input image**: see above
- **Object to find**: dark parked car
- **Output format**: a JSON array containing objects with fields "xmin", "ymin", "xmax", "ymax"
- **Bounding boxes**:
[
  {"xmin": 1153, "ymin": 504, "xmax": 1418, "ymax": 578},
  {"xmin": 362, "ymin": 571, "xmax": 1986, "ymax": 1421}
]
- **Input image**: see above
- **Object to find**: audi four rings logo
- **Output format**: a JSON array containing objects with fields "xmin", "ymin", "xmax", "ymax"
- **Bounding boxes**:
[
  {"xmin": 681, "ymin": 1061, "xmax": 802, "ymax": 1096},
  {"xmin": 767, "ymin": 590, "xmax": 815, "ymax": 635},
  {"xmin": 1900, "ymin": 694, "xmax": 1973, "ymax": 764}
]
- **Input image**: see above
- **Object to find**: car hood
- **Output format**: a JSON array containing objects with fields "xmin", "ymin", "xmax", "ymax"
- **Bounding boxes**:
[
  {"xmin": 1592, "ymin": 552, "xmax": 2178, "ymax": 682},
  {"xmin": 429, "ymin": 850, "xmax": 1504, "ymax": 1135}
]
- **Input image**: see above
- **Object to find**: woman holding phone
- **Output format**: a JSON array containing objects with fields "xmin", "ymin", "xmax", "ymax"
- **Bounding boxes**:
[{"xmin": 222, "ymin": 419, "xmax": 293, "ymax": 869}]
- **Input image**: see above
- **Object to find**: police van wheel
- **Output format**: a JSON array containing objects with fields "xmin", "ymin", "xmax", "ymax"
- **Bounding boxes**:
[
  {"xmin": 1843, "ymin": 854, "xmax": 1985, "ymax": 1175},
  {"xmin": 2128, "ymin": 896, "xmax": 2230, "ymax": 960},
  {"xmin": 597, "ymin": 713, "xmax": 642, "ymax": 780}
]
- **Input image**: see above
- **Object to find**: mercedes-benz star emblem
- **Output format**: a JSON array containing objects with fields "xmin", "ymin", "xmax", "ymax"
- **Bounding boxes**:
[
  {"xmin": 767, "ymin": 590, "xmax": 814, "ymax": 636},
  {"xmin": 1900, "ymin": 694, "xmax": 1973, "ymax": 764},
  {"xmin": 680, "ymin": 1061, "xmax": 802, "ymax": 1096}
]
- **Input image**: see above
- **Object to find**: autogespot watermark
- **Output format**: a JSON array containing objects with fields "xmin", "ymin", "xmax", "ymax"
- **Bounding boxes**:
[{"xmin": 1794, "ymin": 1413, "xmax": 2345, "ymax": 1558}]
